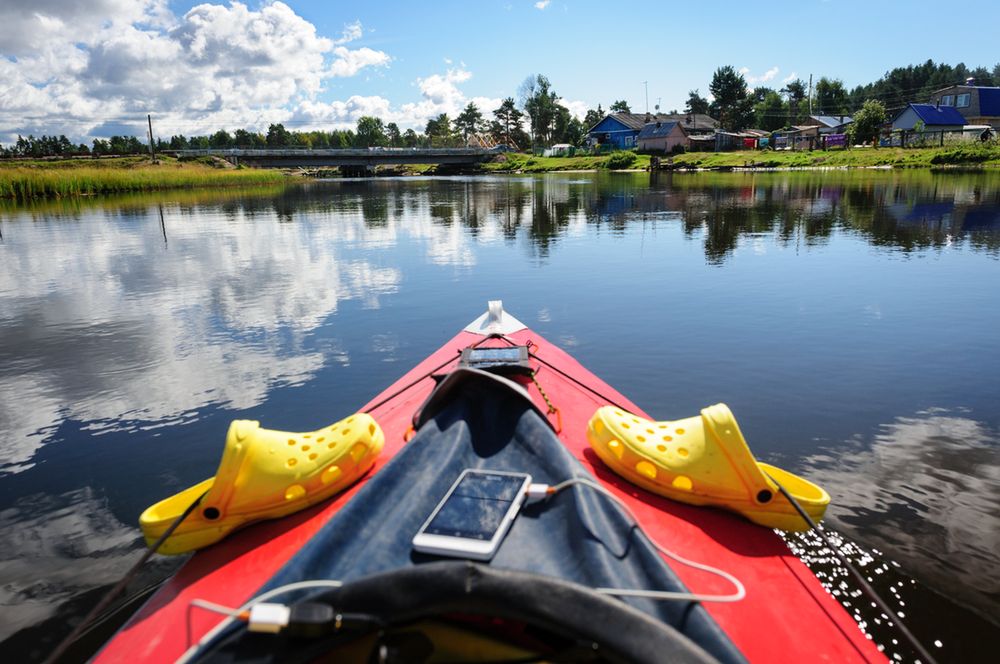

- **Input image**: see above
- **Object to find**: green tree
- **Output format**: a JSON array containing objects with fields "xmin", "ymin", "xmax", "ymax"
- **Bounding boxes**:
[
  {"xmin": 266, "ymin": 123, "xmax": 290, "ymax": 147},
  {"xmin": 754, "ymin": 90, "xmax": 787, "ymax": 131},
  {"xmin": 709, "ymin": 66, "xmax": 754, "ymax": 131},
  {"xmin": 814, "ymin": 77, "xmax": 849, "ymax": 115},
  {"xmin": 354, "ymin": 116, "xmax": 388, "ymax": 147},
  {"xmin": 402, "ymin": 128, "xmax": 419, "ymax": 147},
  {"xmin": 454, "ymin": 102, "xmax": 484, "ymax": 141},
  {"xmin": 519, "ymin": 74, "xmax": 560, "ymax": 146},
  {"xmin": 685, "ymin": 89, "xmax": 710, "ymax": 115},
  {"xmin": 425, "ymin": 113, "xmax": 456, "ymax": 146},
  {"xmin": 552, "ymin": 105, "xmax": 584, "ymax": 145},
  {"xmin": 609, "ymin": 99, "xmax": 631, "ymax": 113},
  {"xmin": 492, "ymin": 97, "xmax": 524, "ymax": 146},
  {"xmin": 385, "ymin": 122, "xmax": 402, "ymax": 147},
  {"xmin": 846, "ymin": 99, "xmax": 887, "ymax": 146},
  {"xmin": 782, "ymin": 79, "xmax": 807, "ymax": 124},
  {"xmin": 583, "ymin": 104, "xmax": 605, "ymax": 128},
  {"xmin": 210, "ymin": 129, "xmax": 233, "ymax": 148}
]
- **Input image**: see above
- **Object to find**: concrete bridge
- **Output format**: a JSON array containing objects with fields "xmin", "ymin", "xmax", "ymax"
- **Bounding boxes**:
[{"xmin": 168, "ymin": 147, "xmax": 493, "ymax": 173}]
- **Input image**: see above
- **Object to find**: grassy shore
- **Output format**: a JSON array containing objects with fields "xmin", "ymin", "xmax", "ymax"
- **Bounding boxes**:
[
  {"xmin": 0, "ymin": 156, "xmax": 287, "ymax": 201},
  {"xmin": 479, "ymin": 144, "xmax": 1000, "ymax": 172}
]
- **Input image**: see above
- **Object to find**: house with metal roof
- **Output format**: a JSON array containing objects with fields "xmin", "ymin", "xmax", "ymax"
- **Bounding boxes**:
[
  {"xmin": 587, "ymin": 112, "xmax": 716, "ymax": 150},
  {"xmin": 928, "ymin": 82, "xmax": 1000, "ymax": 129},
  {"xmin": 636, "ymin": 121, "xmax": 687, "ymax": 153},
  {"xmin": 801, "ymin": 115, "xmax": 853, "ymax": 134},
  {"xmin": 891, "ymin": 104, "xmax": 967, "ymax": 131}
]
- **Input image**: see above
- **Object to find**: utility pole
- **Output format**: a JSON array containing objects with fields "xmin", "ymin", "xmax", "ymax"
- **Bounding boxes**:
[
  {"xmin": 808, "ymin": 75, "xmax": 813, "ymax": 116},
  {"xmin": 147, "ymin": 114, "xmax": 156, "ymax": 163},
  {"xmin": 643, "ymin": 81, "xmax": 649, "ymax": 114}
]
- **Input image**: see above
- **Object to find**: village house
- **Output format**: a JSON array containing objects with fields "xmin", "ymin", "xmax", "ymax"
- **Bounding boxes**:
[
  {"xmin": 928, "ymin": 80, "xmax": 1000, "ymax": 129},
  {"xmin": 799, "ymin": 115, "xmax": 854, "ymax": 134},
  {"xmin": 587, "ymin": 112, "xmax": 716, "ymax": 150},
  {"xmin": 891, "ymin": 103, "xmax": 967, "ymax": 131},
  {"xmin": 635, "ymin": 120, "xmax": 687, "ymax": 152}
]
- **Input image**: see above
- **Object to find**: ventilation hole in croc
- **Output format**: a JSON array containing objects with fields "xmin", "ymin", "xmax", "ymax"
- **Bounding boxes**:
[
  {"xmin": 287, "ymin": 439, "xmax": 296, "ymax": 446},
  {"xmin": 303, "ymin": 434, "xmax": 311, "ymax": 439},
  {"xmin": 309, "ymin": 453, "xmax": 318, "ymax": 461},
  {"xmin": 621, "ymin": 422, "xmax": 630, "ymax": 429},
  {"xmin": 635, "ymin": 461, "xmax": 657, "ymax": 479},
  {"xmin": 672, "ymin": 475, "xmax": 692, "ymax": 491},
  {"xmin": 677, "ymin": 447, "xmax": 689, "ymax": 458},
  {"xmin": 658, "ymin": 424, "xmax": 668, "ymax": 430},
  {"xmin": 662, "ymin": 435, "xmax": 673, "ymax": 442},
  {"xmin": 343, "ymin": 429, "xmax": 352, "ymax": 437},
  {"xmin": 594, "ymin": 419, "xmax": 605, "ymax": 434},
  {"xmin": 646, "ymin": 428, "xmax": 655, "ymax": 435},
  {"xmin": 346, "ymin": 417, "xmax": 355, "ymax": 424},
  {"xmin": 636, "ymin": 435, "xmax": 646, "ymax": 443},
  {"xmin": 316, "ymin": 436, "xmax": 325, "ymax": 443},
  {"xmin": 656, "ymin": 444, "xmax": 667, "ymax": 452},
  {"xmin": 301, "ymin": 445, "xmax": 310, "ymax": 452},
  {"xmin": 757, "ymin": 489, "xmax": 773, "ymax": 503},
  {"xmin": 349, "ymin": 443, "xmax": 367, "ymax": 463},
  {"xmin": 631, "ymin": 417, "xmax": 640, "ymax": 424},
  {"xmin": 614, "ymin": 409, "xmax": 624, "ymax": 416},
  {"xmin": 369, "ymin": 423, "xmax": 376, "ymax": 436},
  {"xmin": 286, "ymin": 458, "xmax": 298, "ymax": 468},
  {"xmin": 607, "ymin": 439, "xmax": 624, "ymax": 459},
  {"xmin": 675, "ymin": 428, "xmax": 685, "ymax": 435},
  {"xmin": 285, "ymin": 484, "xmax": 305, "ymax": 501},
  {"xmin": 321, "ymin": 465, "xmax": 342, "ymax": 485},
  {"xmin": 202, "ymin": 507, "xmax": 220, "ymax": 520}
]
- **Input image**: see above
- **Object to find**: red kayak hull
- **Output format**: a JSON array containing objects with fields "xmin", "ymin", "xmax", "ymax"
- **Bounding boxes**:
[{"xmin": 95, "ymin": 326, "xmax": 884, "ymax": 663}]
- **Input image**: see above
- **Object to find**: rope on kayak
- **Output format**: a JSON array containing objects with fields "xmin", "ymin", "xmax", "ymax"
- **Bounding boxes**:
[
  {"xmin": 764, "ymin": 471, "xmax": 939, "ymax": 664},
  {"xmin": 529, "ymin": 370, "xmax": 562, "ymax": 434},
  {"xmin": 43, "ymin": 490, "xmax": 209, "ymax": 664},
  {"xmin": 527, "ymin": 351, "xmax": 632, "ymax": 412}
]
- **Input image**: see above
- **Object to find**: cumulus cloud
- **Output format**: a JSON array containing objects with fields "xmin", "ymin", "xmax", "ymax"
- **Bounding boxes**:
[
  {"xmin": 535, "ymin": 0, "xmax": 551, "ymax": 9},
  {"xmin": 0, "ymin": 2, "xmax": 394, "ymax": 142},
  {"xmin": 782, "ymin": 71, "xmax": 799, "ymax": 84},
  {"xmin": 739, "ymin": 66, "xmax": 780, "ymax": 85}
]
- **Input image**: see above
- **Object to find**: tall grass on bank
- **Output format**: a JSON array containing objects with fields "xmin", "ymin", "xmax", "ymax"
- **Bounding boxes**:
[{"xmin": 0, "ymin": 165, "xmax": 286, "ymax": 201}]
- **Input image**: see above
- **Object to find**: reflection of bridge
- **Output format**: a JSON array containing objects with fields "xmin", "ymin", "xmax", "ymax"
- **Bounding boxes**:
[{"xmin": 168, "ymin": 148, "xmax": 492, "ymax": 173}]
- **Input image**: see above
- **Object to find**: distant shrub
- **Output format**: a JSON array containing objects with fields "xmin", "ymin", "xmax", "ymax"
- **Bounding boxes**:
[
  {"xmin": 929, "ymin": 144, "xmax": 1000, "ymax": 165},
  {"xmin": 604, "ymin": 151, "xmax": 637, "ymax": 169},
  {"xmin": 670, "ymin": 143, "xmax": 686, "ymax": 155}
]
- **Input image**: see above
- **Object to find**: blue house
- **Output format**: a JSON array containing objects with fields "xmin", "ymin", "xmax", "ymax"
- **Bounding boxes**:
[
  {"xmin": 891, "ymin": 104, "xmax": 967, "ymax": 131},
  {"xmin": 588, "ymin": 112, "xmax": 717, "ymax": 150}
]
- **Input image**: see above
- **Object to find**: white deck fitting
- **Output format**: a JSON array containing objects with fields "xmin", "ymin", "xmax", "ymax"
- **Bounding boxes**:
[{"xmin": 463, "ymin": 300, "xmax": 527, "ymax": 336}]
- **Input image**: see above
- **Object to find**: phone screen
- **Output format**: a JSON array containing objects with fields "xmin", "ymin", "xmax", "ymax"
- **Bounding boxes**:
[{"xmin": 424, "ymin": 472, "xmax": 526, "ymax": 540}]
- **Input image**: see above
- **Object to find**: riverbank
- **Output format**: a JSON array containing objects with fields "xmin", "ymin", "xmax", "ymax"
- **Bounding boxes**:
[
  {"xmin": 0, "ymin": 156, "xmax": 287, "ymax": 201},
  {"xmin": 481, "ymin": 144, "xmax": 1000, "ymax": 172}
]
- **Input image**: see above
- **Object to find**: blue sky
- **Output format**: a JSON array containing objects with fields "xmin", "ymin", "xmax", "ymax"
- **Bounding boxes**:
[{"xmin": 1, "ymin": 0, "xmax": 998, "ymax": 142}]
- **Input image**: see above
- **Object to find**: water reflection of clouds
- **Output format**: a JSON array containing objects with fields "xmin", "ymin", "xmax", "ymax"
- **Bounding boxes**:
[
  {"xmin": 0, "ymin": 487, "xmax": 154, "ymax": 641},
  {"xmin": 0, "ymin": 207, "xmax": 400, "ymax": 475},
  {"xmin": 800, "ymin": 409, "xmax": 1000, "ymax": 620}
]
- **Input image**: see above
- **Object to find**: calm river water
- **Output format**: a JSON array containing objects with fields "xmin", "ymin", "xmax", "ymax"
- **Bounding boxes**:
[{"xmin": 1, "ymin": 171, "xmax": 998, "ymax": 661}]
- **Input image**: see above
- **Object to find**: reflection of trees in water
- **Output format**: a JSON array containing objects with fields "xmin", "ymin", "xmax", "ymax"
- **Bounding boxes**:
[{"xmin": 11, "ymin": 172, "xmax": 997, "ymax": 262}]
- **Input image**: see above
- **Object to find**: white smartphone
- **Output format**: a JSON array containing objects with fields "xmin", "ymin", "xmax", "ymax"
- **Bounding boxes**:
[{"xmin": 412, "ymin": 469, "xmax": 532, "ymax": 561}]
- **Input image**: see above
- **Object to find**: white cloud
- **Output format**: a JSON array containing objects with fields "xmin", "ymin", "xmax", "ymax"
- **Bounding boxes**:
[
  {"xmin": 332, "ymin": 19, "xmax": 363, "ymax": 45},
  {"xmin": 783, "ymin": 71, "xmax": 799, "ymax": 84},
  {"xmin": 329, "ymin": 46, "xmax": 391, "ymax": 77},
  {"xmin": 739, "ymin": 66, "xmax": 780, "ymax": 85},
  {"xmin": 535, "ymin": 0, "xmax": 551, "ymax": 9},
  {"xmin": 0, "ymin": 3, "xmax": 392, "ymax": 142}
]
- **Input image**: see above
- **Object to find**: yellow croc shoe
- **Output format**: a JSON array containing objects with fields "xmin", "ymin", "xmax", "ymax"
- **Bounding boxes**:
[
  {"xmin": 587, "ymin": 404, "xmax": 829, "ymax": 531},
  {"xmin": 140, "ymin": 413, "xmax": 384, "ymax": 554}
]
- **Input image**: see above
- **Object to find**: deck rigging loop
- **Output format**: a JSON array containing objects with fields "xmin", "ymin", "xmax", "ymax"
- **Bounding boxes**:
[{"xmin": 530, "ymin": 369, "xmax": 562, "ymax": 434}]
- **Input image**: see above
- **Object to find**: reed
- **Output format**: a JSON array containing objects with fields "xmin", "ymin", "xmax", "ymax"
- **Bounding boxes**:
[{"xmin": 0, "ymin": 163, "xmax": 287, "ymax": 201}]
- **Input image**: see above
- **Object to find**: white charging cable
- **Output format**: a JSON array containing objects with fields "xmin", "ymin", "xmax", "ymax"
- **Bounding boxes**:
[{"xmin": 527, "ymin": 477, "xmax": 746, "ymax": 604}]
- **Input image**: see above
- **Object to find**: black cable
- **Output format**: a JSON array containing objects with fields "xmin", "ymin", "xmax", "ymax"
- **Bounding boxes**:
[
  {"xmin": 43, "ymin": 490, "xmax": 209, "ymax": 664},
  {"xmin": 763, "ymin": 472, "xmax": 938, "ymax": 664}
]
